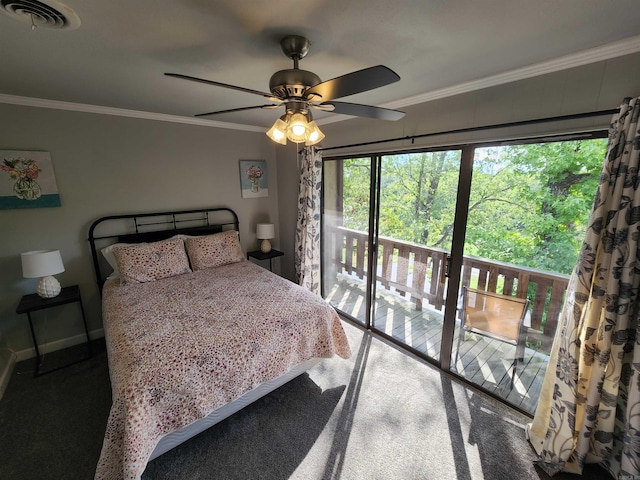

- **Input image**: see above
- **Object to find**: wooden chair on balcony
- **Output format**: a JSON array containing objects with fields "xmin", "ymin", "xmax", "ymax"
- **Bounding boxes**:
[{"xmin": 455, "ymin": 287, "xmax": 530, "ymax": 390}]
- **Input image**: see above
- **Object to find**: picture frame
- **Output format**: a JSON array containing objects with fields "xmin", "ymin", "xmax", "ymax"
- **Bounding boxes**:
[
  {"xmin": 0, "ymin": 150, "xmax": 61, "ymax": 210},
  {"xmin": 239, "ymin": 160, "xmax": 268, "ymax": 198}
]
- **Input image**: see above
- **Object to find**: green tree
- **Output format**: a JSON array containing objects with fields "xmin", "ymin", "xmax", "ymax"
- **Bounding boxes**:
[
  {"xmin": 466, "ymin": 139, "xmax": 606, "ymax": 274},
  {"xmin": 379, "ymin": 151, "xmax": 461, "ymax": 247},
  {"xmin": 339, "ymin": 138, "xmax": 607, "ymax": 275},
  {"xmin": 341, "ymin": 158, "xmax": 371, "ymax": 231}
]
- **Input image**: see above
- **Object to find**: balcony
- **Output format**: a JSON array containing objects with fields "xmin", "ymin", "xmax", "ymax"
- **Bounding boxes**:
[{"xmin": 324, "ymin": 226, "xmax": 569, "ymax": 414}]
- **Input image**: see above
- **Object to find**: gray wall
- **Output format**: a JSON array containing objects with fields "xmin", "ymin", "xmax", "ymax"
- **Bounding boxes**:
[
  {"xmin": 275, "ymin": 143, "xmax": 301, "ymax": 282},
  {"xmin": 0, "ymin": 103, "xmax": 279, "ymax": 357}
]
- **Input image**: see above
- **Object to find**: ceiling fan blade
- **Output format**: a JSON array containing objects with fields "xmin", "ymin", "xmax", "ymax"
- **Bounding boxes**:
[
  {"xmin": 166, "ymin": 73, "xmax": 282, "ymax": 102},
  {"xmin": 305, "ymin": 65, "xmax": 400, "ymax": 101},
  {"xmin": 320, "ymin": 101, "xmax": 405, "ymax": 121},
  {"xmin": 195, "ymin": 105, "xmax": 280, "ymax": 117}
]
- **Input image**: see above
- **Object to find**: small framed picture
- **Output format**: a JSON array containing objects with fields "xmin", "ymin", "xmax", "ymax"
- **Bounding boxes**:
[
  {"xmin": 239, "ymin": 160, "xmax": 268, "ymax": 198},
  {"xmin": 0, "ymin": 150, "xmax": 61, "ymax": 210}
]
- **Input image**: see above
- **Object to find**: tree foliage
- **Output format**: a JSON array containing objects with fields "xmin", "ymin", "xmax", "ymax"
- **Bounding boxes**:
[{"xmin": 339, "ymin": 139, "xmax": 607, "ymax": 275}]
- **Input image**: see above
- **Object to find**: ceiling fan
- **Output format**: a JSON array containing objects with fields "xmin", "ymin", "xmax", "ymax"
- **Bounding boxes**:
[{"xmin": 165, "ymin": 35, "xmax": 405, "ymax": 146}]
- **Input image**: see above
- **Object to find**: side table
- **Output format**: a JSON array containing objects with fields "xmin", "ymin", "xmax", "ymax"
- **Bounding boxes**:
[
  {"xmin": 16, "ymin": 285, "xmax": 92, "ymax": 377},
  {"xmin": 247, "ymin": 249, "xmax": 284, "ymax": 272}
]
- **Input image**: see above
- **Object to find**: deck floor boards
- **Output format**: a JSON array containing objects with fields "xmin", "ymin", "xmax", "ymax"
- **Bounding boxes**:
[{"xmin": 326, "ymin": 274, "xmax": 550, "ymax": 414}]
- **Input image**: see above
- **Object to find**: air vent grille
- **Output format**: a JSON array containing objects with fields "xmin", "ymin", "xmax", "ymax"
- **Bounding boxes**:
[{"xmin": 1, "ymin": 0, "xmax": 80, "ymax": 30}]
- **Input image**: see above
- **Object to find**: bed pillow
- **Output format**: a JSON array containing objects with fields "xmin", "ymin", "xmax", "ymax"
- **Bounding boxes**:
[
  {"xmin": 113, "ymin": 237, "xmax": 191, "ymax": 285},
  {"xmin": 185, "ymin": 230, "xmax": 244, "ymax": 270},
  {"xmin": 101, "ymin": 235, "xmax": 195, "ymax": 280},
  {"xmin": 101, "ymin": 242, "xmax": 145, "ymax": 280}
]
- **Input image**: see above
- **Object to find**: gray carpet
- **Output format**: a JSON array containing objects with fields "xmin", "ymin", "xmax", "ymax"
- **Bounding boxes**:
[{"xmin": 0, "ymin": 320, "xmax": 610, "ymax": 479}]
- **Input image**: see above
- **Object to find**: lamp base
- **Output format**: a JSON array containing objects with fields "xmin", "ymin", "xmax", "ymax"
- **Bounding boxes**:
[
  {"xmin": 260, "ymin": 239, "xmax": 272, "ymax": 253},
  {"xmin": 37, "ymin": 275, "xmax": 61, "ymax": 298}
]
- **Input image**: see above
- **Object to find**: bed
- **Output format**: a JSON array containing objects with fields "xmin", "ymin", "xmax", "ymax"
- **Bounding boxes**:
[{"xmin": 88, "ymin": 207, "xmax": 351, "ymax": 480}]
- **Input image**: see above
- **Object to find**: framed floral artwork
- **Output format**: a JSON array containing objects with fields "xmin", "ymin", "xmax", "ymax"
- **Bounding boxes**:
[
  {"xmin": 0, "ymin": 150, "xmax": 61, "ymax": 209},
  {"xmin": 239, "ymin": 160, "xmax": 268, "ymax": 198}
]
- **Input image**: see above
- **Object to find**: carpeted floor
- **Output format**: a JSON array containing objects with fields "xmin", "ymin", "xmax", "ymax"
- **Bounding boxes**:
[{"xmin": 0, "ymin": 319, "xmax": 610, "ymax": 480}]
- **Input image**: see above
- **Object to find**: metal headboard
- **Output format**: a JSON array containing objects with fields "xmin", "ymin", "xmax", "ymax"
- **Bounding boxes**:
[{"xmin": 88, "ymin": 207, "xmax": 239, "ymax": 291}]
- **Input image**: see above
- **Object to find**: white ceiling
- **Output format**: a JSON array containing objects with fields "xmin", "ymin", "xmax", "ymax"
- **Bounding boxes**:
[{"xmin": 1, "ymin": 0, "xmax": 639, "ymax": 131}]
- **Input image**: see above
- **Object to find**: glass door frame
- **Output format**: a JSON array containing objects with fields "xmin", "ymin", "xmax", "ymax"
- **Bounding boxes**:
[
  {"xmin": 438, "ymin": 146, "xmax": 474, "ymax": 370},
  {"xmin": 365, "ymin": 154, "xmax": 382, "ymax": 330}
]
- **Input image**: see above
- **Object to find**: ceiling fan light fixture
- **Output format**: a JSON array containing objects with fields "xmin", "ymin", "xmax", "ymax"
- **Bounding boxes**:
[
  {"xmin": 266, "ymin": 116, "xmax": 288, "ymax": 145},
  {"xmin": 286, "ymin": 112, "xmax": 311, "ymax": 143},
  {"xmin": 305, "ymin": 121, "xmax": 325, "ymax": 146},
  {"xmin": 265, "ymin": 110, "xmax": 325, "ymax": 146}
]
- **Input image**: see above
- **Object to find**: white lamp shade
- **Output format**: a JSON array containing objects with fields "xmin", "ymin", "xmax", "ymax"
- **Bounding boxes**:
[
  {"xmin": 21, "ymin": 250, "xmax": 65, "ymax": 278},
  {"xmin": 256, "ymin": 223, "xmax": 275, "ymax": 240}
]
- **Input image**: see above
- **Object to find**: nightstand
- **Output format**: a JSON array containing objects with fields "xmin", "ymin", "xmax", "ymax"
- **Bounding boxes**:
[
  {"xmin": 16, "ymin": 285, "xmax": 92, "ymax": 377},
  {"xmin": 247, "ymin": 249, "xmax": 284, "ymax": 272}
]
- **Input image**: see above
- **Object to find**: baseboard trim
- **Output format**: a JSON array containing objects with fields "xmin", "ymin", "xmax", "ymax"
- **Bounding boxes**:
[
  {"xmin": 0, "ymin": 348, "xmax": 17, "ymax": 400},
  {"xmin": 14, "ymin": 328, "xmax": 105, "ymax": 362}
]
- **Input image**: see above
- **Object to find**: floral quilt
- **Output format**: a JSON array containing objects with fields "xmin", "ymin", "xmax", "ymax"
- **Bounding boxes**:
[{"xmin": 95, "ymin": 260, "xmax": 351, "ymax": 479}]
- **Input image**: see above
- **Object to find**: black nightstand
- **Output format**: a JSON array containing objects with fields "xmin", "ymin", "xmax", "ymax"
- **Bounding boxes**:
[
  {"xmin": 247, "ymin": 249, "xmax": 284, "ymax": 272},
  {"xmin": 16, "ymin": 285, "xmax": 92, "ymax": 377}
]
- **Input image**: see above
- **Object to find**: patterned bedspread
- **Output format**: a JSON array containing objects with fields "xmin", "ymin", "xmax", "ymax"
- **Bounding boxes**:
[{"xmin": 94, "ymin": 260, "xmax": 351, "ymax": 479}]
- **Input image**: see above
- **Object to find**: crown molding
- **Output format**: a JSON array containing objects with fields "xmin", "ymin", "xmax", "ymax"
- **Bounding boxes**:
[
  {"xmin": 317, "ymin": 35, "xmax": 640, "ymax": 126},
  {"xmin": 0, "ymin": 93, "xmax": 264, "ymax": 132},
  {"xmin": 385, "ymin": 34, "xmax": 640, "ymax": 111},
  {"xmin": 1, "ymin": 35, "xmax": 639, "ymax": 130}
]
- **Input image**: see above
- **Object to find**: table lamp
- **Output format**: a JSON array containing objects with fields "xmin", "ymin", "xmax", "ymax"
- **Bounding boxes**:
[
  {"xmin": 21, "ymin": 250, "xmax": 65, "ymax": 298},
  {"xmin": 256, "ymin": 223, "xmax": 275, "ymax": 253}
]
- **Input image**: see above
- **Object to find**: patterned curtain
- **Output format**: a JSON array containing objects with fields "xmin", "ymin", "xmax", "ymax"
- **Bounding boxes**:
[
  {"xmin": 527, "ymin": 97, "xmax": 640, "ymax": 478},
  {"xmin": 295, "ymin": 146, "xmax": 323, "ymax": 294}
]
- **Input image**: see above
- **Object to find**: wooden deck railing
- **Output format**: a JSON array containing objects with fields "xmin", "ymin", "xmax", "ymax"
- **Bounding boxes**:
[{"xmin": 325, "ymin": 226, "xmax": 570, "ymax": 351}]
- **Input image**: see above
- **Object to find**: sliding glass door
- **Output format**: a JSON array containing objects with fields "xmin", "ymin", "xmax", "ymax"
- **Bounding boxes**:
[
  {"xmin": 321, "ymin": 135, "xmax": 606, "ymax": 414},
  {"xmin": 450, "ymin": 139, "xmax": 606, "ymax": 412},
  {"xmin": 322, "ymin": 150, "xmax": 463, "ymax": 362},
  {"xmin": 322, "ymin": 157, "xmax": 374, "ymax": 326},
  {"xmin": 371, "ymin": 150, "xmax": 462, "ymax": 360}
]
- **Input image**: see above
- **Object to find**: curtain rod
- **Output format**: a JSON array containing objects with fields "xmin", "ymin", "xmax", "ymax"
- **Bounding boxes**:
[{"xmin": 318, "ymin": 108, "xmax": 619, "ymax": 152}]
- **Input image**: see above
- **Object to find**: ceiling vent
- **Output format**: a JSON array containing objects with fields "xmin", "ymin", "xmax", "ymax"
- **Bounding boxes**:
[{"xmin": 1, "ymin": 0, "xmax": 80, "ymax": 30}]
